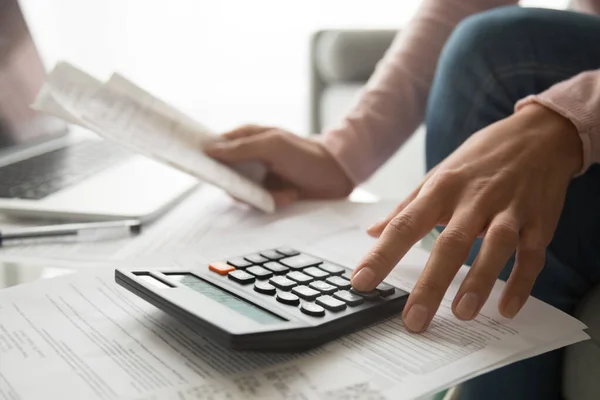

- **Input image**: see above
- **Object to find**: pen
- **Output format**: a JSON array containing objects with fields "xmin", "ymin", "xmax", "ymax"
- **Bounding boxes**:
[{"xmin": 0, "ymin": 219, "xmax": 142, "ymax": 247}]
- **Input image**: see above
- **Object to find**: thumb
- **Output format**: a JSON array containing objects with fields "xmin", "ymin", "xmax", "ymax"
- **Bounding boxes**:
[{"xmin": 205, "ymin": 135, "xmax": 275, "ymax": 164}]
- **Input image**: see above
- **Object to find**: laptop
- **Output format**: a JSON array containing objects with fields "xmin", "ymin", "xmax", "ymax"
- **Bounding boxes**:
[{"xmin": 0, "ymin": 0, "xmax": 197, "ymax": 221}]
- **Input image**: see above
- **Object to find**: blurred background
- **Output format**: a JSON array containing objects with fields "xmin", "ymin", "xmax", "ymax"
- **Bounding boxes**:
[{"xmin": 22, "ymin": 0, "xmax": 569, "ymax": 135}]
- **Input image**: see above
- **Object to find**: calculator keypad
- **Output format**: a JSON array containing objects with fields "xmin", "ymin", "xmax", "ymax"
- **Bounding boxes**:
[
  {"xmin": 316, "ymin": 295, "xmax": 346, "ymax": 312},
  {"xmin": 227, "ymin": 257, "xmax": 252, "ymax": 269},
  {"xmin": 211, "ymin": 248, "xmax": 404, "ymax": 319},
  {"xmin": 228, "ymin": 270, "xmax": 255, "ymax": 284},
  {"xmin": 263, "ymin": 262, "xmax": 289, "ymax": 275},
  {"xmin": 326, "ymin": 276, "xmax": 351, "ymax": 290},
  {"xmin": 269, "ymin": 276, "xmax": 297, "ymax": 291},
  {"xmin": 276, "ymin": 247, "xmax": 300, "ymax": 257},
  {"xmin": 287, "ymin": 271, "xmax": 313, "ymax": 284},
  {"xmin": 291, "ymin": 285, "xmax": 320, "ymax": 301},
  {"xmin": 260, "ymin": 250, "xmax": 286, "ymax": 260},
  {"xmin": 246, "ymin": 266, "xmax": 273, "ymax": 280},
  {"xmin": 309, "ymin": 281, "xmax": 337, "ymax": 295},
  {"xmin": 300, "ymin": 302, "xmax": 325, "ymax": 317},
  {"xmin": 304, "ymin": 266, "xmax": 329, "ymax": 279},
  {"xmin": 276, "ymin": 291, "xmax": 300, "ymax": 306},
  {"xmin": 333, "ymin": 290, "xmax": 364, "ymax": 306},
  {"xmin": 280, "ymin": 255, "xmax": 321, "ymax": 270},
  {"xmin": 254, "ymin": 281, "xmax": 276, "ymax": 295},
  {"xmin": 244, "ymin": 254, "xmax": 269, "ymax": 264}
]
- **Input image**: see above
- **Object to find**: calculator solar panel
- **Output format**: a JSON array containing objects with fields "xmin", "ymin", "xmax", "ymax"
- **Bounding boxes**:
[{"xmin": 115, "ymin": 248, "xmax": 409, "ymax": 352}]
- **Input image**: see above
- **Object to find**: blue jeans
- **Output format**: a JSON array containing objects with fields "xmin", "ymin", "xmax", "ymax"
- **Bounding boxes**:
[{"xmin": 425, "ymin": 6, "xmax": 600, "ymax": 400}]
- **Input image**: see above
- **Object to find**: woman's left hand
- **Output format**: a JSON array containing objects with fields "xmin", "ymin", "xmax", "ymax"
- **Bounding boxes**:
[{"xmin": 351, "ymin": 104, "xmax": 583, "ymax": 333}]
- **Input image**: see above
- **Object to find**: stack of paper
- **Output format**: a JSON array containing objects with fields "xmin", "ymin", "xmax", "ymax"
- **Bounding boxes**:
[
  {"xmin": 33, "ymin": 62, "xmax": 274, "ymax": 213},
  {"xmin": 0, "ymin": 209, "xmax": 589, "ymax": 400}
]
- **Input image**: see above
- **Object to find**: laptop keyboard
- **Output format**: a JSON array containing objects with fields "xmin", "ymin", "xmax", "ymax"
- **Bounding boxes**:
[{"xmin": 0, "ymin": 141, "xmax": 133, "ymax": 200}]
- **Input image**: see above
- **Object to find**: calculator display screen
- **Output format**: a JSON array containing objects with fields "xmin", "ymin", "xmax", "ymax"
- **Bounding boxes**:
[{"xmin": 168, "ymin": 273, "xmax": 285, "ymax": 325}]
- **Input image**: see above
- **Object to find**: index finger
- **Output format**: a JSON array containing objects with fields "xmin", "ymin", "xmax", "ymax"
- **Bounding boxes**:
[{"xmin": 351, "ymin": 195, "xmax": 443, "ymax": 291}]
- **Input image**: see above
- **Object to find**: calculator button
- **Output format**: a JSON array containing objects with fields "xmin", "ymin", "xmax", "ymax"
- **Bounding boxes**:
[
  {"xmin": 244, "ymin": 254, "xmax": 269, "ymax": 264},
  {"xmin": 208, "ymin": 261, "xmax": 236, "ymax": 275},
  {"xmin": 279, "ymin": 255, "xmax": 321, "ymax": 270},
  {"xmin": 308, "ymin": 281, "xmax": 337, "ymax": 295},
  {"xmin": 254, "ymin": 281, "xmax": 276, "ymax": 295},
  {"xmin": 276, "ymin": 247, "xmax": 300, "ymax": 257},
  {"xmin": 291, "ymin": 285, "xmax": 320, "ymax": 301},
  {"xmin": 269, "ymin": 276, "xmax": 297, "ymax": 291},
  {"xmin": 227, "ymin": 257, "xmax": 252, "ymax": 269},
  {"xmin": 287, "ymin": 271, "xmax": 313, "ymax": 284},
  {"xmin": 300, "ymin": 302, "xmax": 326, "ymax": 317},
  {"xmin": 350, "ymin": 288, "xmax": 380, "ymax": 301},
  {"xmin": 276, "ymin": 291, "xmax": 300, "ymax": 306},
  {"xmin": 318, "ymin": 262, "xmax": 346, "ymax": 276},
  {"xmin": 304, "ymin": 266, "xmax": 329, "ymax": 279},
  {"xmin": 375, "ymin": 282, "xmax": 396, "ymax": 297},
  {"xmin": 326, "ymin": 276, "xmax": 351, "ymax": 290},
  {"xmin": 246, "ymin": 266, "xmax": 273, "ymax": 280},
  {"xmin": 260, "ymin": 250, "xmax": 286, "ymax": 260},
  {"xmin": 263, "ymin": 262, "xmax": 290, "ymax": 275},
  {"xmin": 333, "ymin": 290, "xmax": 364, "ymax": 307},
  {"xmin": 227, "ymin": 270, "xmax": 255, "ymax": 285},
  {"xmin": 316, "ymin": 295, "xmax": 347, "ymax": 312}
]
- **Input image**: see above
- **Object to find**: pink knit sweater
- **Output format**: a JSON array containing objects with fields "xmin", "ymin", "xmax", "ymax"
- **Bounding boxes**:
[{"xmin": 322, "ymin": 0, "xmax": 600, "ymax": 183}]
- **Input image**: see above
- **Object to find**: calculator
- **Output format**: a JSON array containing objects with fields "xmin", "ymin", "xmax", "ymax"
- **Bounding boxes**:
[{"xmin": 115, "ymin": 247, "xmax": 409, "ymax": 352}]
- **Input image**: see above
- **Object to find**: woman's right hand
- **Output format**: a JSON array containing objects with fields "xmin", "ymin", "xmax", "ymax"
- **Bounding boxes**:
[{"xmin": 204, "ymin": 125, "xmax": 354, "ymax": 207}]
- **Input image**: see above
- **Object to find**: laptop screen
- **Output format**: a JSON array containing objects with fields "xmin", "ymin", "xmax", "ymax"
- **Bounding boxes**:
[{"xmin": 0, "ymin": 0, "xmax": 66, "ymax": 151}]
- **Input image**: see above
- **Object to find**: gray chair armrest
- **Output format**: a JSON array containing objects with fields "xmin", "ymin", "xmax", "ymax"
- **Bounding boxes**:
[{"xmin": 309, "ymin": 29, "xmax": 397, "ymax": 133}]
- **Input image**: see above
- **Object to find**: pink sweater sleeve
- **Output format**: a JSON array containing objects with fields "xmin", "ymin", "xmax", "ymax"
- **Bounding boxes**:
[
  {"xmin": 320, "ymin": 0, "xmax": 518, "ymax": 184},
  {"xmin": 516, "ymin": 70, "xmax": 600, "ymax": 173}
]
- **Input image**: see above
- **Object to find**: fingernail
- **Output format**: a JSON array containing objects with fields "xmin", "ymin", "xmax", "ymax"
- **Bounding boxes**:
[
  {"xmin": 504, "ymin": 296, "xmax": 522, "ymax": 318},
  {"xmin": 404, "ymin": 304, "xmax": 429, "ymax": 332},
  {"xmin": 455, "ymin": 292, "xmax": 480, "ymax": 320},
  {"xmin": 351, "ymin": 267, "xmax": 377, "ymax": 291}
]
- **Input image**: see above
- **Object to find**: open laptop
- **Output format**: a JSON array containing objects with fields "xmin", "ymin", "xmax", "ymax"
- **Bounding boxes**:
[{"xmin": 0, "ymin": 0, "xmax": 197, "ymax": 221}]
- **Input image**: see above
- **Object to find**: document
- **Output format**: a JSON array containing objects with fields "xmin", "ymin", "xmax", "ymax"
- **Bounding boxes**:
[
  {"xmin": 0, "ymin": 186, "xmax": 376, "ymax": 264},
  {"xmin": 33, "ymin": 62, "xmax": 274, "ymax": 213},
  {"xmin": 31, "ymin": 61, "xmax": 102, "ymax": 126},
  {"xmin": 0, "ymin": 240, "xmax": 588, "ymax": 400}
]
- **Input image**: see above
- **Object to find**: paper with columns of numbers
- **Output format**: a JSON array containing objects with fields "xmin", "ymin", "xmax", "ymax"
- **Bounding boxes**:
[
  {"xmin": 0, "ymin": 239, "xmax": 588, "ymax": 400},
  {"xmin": 33, "ymin": 62, "xmax": 273, "ymax": 213}
]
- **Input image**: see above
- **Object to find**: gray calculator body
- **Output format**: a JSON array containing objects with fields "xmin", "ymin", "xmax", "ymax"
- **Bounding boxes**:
[{"xmin": 115, "ymin": 248, "xmax": 409, "ymax": 352}]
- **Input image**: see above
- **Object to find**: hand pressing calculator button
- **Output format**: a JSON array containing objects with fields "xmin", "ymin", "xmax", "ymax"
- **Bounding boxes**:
[{"xmin": 115, "ymin": 247, "xmax": 409, "ymax": 352}]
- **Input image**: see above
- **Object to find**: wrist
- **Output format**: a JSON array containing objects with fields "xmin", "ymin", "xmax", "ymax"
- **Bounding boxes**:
[{"xmin": 516, "ymin": 104, "xmax": 583, "ymax": 176}]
